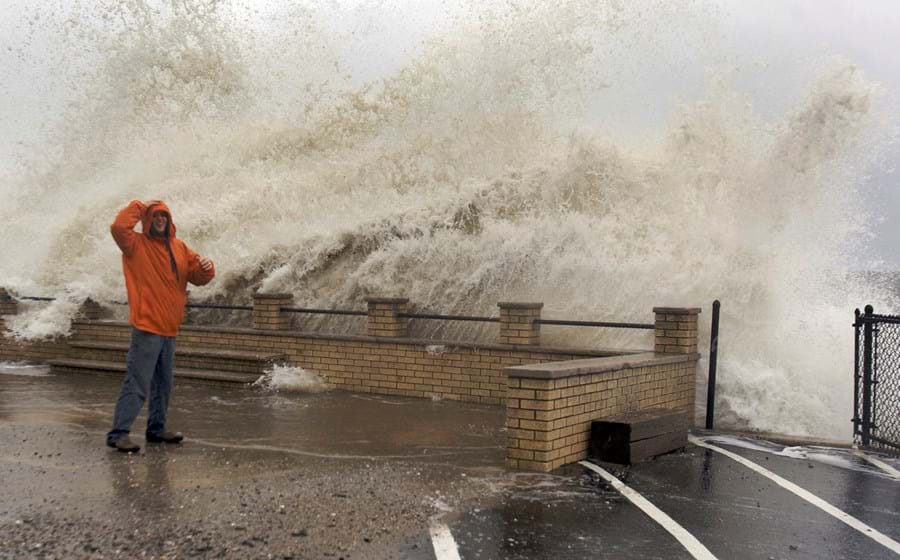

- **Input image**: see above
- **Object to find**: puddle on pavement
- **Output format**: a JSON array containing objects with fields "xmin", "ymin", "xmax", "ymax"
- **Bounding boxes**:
[
  {"xmin": 3, "ymin": 370, "xmax": 898, "ymax": 560},
  {"xmin": 704, "ymin": 434, "xmax": 898, "ymax": 478},
  {"xmin": 0, "ymin": 361, "xmax": 51, "ymax": 377},
  {"xmin": 0, "ymin": 370, "xmax": 507, "ymax": 465}
]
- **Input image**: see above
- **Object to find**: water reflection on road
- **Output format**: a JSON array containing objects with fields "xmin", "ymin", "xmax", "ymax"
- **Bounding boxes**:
[{"xmin": 1, "ymin": 366, "xmax": 898, "ymax": 559}]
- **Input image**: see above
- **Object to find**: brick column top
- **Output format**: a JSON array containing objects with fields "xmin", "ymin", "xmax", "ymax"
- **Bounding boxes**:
[
  {"xmin": 366, "ymin": 297, "xmax": 409, "ymax": 338},
  {"xmin": 79, "ymin": 298, "xmax": 102, "ymax": 321},
  {"xmin": 498, "ymin": 302, "xmax": 544, "ymax": 309},
  {"xmin": 498, "ymin": 301, "xmax": 543, "ymax": 346},
  {"xmin": 0, "ymin": 288, "xmax": 18, "ymax": 316},
  {"xmin": 654, "ymin": 306, "xmax": 701, "ymax": 354},
  {"xmin": 252, "ymin": 292, "xmax": 293, "ymax": 330},
  {"xmin": 254, "ymin": 292, "xmax": 294, "ymax": 300},
  {"xmin": 652, "ymin": 307, "xmax": 701, "ymax": 315}
]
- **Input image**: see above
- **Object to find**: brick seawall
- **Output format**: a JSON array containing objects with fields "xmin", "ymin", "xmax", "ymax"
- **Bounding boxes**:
[
  {"xmin": 1, "ymin": 319, "xmax": 636, "ymax": 406},
  {"xmin": 1, "ymin": 301, "xmax": 701, "ymax": 472}
]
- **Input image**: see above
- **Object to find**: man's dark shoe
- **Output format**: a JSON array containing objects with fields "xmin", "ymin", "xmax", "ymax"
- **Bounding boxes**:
[
  {"xmin": 107, "ymin": 437, "xmax": 141, "ymax": 453},
  {"xmin": 146, "ymin": 431, "xmax": 184, "ymax": 444}
]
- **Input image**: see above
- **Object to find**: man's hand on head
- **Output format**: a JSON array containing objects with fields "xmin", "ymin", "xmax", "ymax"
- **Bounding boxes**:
[{"xmin": 198, "ymin": 257, "xmax": 213, "ymax": 272}]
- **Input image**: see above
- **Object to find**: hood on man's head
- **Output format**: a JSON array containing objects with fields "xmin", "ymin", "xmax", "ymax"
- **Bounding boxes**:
[{"xmin": 141, "ymin": 200, "xmax": 177, "ymax": 238}]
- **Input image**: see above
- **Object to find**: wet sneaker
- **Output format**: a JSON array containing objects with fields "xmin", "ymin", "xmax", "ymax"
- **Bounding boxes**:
[
  {"xmin": 107, "ymin": 437, "xmax": 141, "ymax": 453},
  {"xmin": 145, "ymin": 431, "xmax": 184, "ymax": 444}
]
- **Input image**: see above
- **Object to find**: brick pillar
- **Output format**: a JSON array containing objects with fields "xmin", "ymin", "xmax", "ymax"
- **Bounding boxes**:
[
  {"xmin": 182, "ymin": 290, "xmax": 192, "ymax": 325},
  {"xmin": 498, "ymin": 302, "xmax": 543, "ymax": 346},
  {"xmin": 252, "ymin": 293, "xmax": 294, "ymax": 331},
  {"xmin": 366, "ymin": 297, "xmax": 409, "ymax": 338},
  {"xmin": 653, "ymin": 307, "xmax": 701, "ymax": 354},
  {"xmin": 0, "ymin": 288, "xmax": 18, "ymax": 316},
  {"xmin": 78, "ymin": 298, "xmax": 102, "ymax": 320}
]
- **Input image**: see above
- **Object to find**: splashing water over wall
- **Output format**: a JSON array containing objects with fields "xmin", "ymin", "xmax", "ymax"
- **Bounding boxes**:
[
  {"xmin": 253, "ymin": 364, "xmax": 331, "ymax": 394},
  {"xmin": 1, "ymin": 1, "xmax": 897, "ymax": 439}
]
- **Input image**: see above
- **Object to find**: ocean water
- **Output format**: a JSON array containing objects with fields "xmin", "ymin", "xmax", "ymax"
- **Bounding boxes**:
[{"xmin": 1, "ymin": 1, "xmax": 897, "ymax": 439}]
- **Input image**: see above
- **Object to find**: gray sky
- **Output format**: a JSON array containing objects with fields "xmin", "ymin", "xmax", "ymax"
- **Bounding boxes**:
[
  {"xmin": 719, "ymin": 1, "xmax": 900, "ymax": 270},
  {"xmin": 1, "ymin": 0, "xmax": 898, "ymax": 267}
]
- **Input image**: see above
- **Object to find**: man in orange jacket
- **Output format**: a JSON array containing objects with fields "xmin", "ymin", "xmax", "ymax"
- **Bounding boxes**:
[{"xmin": 106, "ymin": 200, "xmax": 215, "ymax": 452}]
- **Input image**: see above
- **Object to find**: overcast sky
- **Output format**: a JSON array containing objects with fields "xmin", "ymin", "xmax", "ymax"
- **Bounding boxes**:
[
  {"xmin": 720, "ymin": 1, "xmax": 900, "ymax": 270},
  {"xmin": 1, "ymin": 0, "xmax": 898, "ymax": 268}
]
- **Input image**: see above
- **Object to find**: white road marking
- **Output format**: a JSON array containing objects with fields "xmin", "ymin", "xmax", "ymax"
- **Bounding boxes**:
[
  {"xmin": 578, "ymin": 460, "xmax": 718, "ymax": 560},
  {"xmin": 852, "ymin": 449, "xmax": 900, "ymax": 480},
  {"xmin": 430, "ymin": 522, "xmax": 462, "ymax": 560},
  {"xmin": 690, "ymin": 436, "xmax": 900, "ymax": 556}
]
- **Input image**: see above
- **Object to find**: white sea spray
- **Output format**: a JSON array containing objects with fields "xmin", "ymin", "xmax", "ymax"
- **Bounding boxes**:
[
  {"xmin": 1, "ymin": 1, "xmax": 896, "ymax": 439},
  {"xmin": 253, "ymin": 364, "xmax": 331, "ymax": 394}
]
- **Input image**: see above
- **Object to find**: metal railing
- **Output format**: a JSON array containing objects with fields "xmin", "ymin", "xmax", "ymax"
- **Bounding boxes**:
[
  {"xmin": 399, "ymin": 312, "xmax": 498, "ymax": 323},
  {"xmin": 706, "ymin": 300, "xmax": 721, "ymax": 430},
  {"xmin": 397, "ymin": 312, "xmax": 655, "ymax": 329},
  {"xmin": 186, "ymin": 303, "xmax": 252, "ymax": 311},
  {"xmin": 538, "ymin": 318, "xmax": 653, "ymax": 330},
  {"xmin": 13, "ymin": 296, "xmax": 254, "ymax": 312},
  {"xmin": 283, "ymin": 307, "xmax": 366, "ymax": 317},
  {"xmin": 7, "ymin": 293, "xmax": 655, "ymax": 331}
]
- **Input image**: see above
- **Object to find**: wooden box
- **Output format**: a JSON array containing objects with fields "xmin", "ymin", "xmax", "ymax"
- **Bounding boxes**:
[{"xmin": 590, "ymin": 409, "xmax": 688, "ymax": 465}]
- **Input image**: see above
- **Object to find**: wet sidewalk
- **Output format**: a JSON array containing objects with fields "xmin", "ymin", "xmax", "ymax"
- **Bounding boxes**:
[{"xmin": 1, "ymin": 363, "xmax": 898, "ymax": 559}]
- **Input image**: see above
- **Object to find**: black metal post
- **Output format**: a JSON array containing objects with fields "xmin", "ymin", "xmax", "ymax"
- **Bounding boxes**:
[
  {"xmin": 861, "ymin": 304, "xmax": 874, "ymax": 446},
  {"xmin": 852, "ymin": 308, "xmax": 861, "ymax": 437},
  {"xmin": 705, "ymin": 300, "xmax": 720, "ymax": 430}
]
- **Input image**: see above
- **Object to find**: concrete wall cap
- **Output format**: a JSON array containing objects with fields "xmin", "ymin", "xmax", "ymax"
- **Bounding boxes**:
[
  {"xmin": 253, "ymin": 293, "xmax": 293, "ymax": 300},
  {"xmin": 497, "ymin": 302, "xmax": 544, "ymax": 309},
  {"xmin": 364, "ymin": 297, "xmax": 409, "ymax": 304},
  {"xmin": 505, "ymin": 352, "xmax": 699, "ymax": 379},
  {"xmin": 652, "ymin": 307, "xmax": 701, "ymax": 315}
]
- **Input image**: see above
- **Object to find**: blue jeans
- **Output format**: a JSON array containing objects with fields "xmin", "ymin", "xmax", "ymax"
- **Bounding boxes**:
[{"xmin": 107, "ymin": 328, "xmax": 176, "ymax": 444}]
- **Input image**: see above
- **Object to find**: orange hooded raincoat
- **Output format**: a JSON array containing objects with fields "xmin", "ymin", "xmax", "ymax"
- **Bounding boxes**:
[{"xmin": 111, "ymin": 200, "xmax": 215, "ymax": 336}]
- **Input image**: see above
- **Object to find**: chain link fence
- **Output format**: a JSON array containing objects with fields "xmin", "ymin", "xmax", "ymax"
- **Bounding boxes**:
[{"xmin": 854, "ymin": 307, "xmax": 900, "ymax": 455}]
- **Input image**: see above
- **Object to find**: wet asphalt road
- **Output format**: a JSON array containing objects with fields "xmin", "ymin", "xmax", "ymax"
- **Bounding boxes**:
[{"xmin": 1, "ymin": 365, "xmax": 899, "ymax": 559}]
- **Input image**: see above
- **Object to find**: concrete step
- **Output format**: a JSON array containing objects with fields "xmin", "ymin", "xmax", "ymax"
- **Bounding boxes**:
[
  {"xmin": 69, "ymin": 341, "xmax": 283, "ymax": 361},
  {"xmin": 67, "ymin": 342, "xmax": 283, "ymax": 375},
  {"xmin": 48, "ymin": 358, "xmax": 262, "ymax": 387}
]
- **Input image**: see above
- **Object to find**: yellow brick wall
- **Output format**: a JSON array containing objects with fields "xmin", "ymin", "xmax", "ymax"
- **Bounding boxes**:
[
  {"xmin": 505, "ymin": 359, "xmax": 697, "ymax": 472},
  {"xmin": 2, "ymin": 320, "xmax": 616, "ymax": 406},
  {"xmin": 2, "ymin": 318, "xmax": 700, "ymax": 474}
]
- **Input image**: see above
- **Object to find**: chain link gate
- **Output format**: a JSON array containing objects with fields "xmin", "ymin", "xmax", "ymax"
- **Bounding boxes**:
[{"xmin": 853, "ymin": 305, "xmax": 900, "ymax": 455}]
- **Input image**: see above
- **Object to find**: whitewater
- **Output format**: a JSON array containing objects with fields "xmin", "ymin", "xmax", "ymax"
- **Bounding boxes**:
[{"xmin": 0, "ymin": 0, "xmax": 896, "ymax": 439}]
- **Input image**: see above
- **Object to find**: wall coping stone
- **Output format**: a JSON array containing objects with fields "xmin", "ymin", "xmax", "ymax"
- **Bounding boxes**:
[
  {"xmin": 253, "ymin": 293, "xmax": 293, "ymax": 300},
  {"xmin": 505, "ymin": 352, "xmax": 700, "ymax": 379},
  {"xmin": 498, "ymin": 302, "xmax": 544, "ymax": 309},
  {"xmin": 652, "ymin": 307, "xmax": 701, "ymax": 315},
  {"xmin": 72, "ymin": 320, "xmax": 647, "ymax": 358}
]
